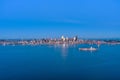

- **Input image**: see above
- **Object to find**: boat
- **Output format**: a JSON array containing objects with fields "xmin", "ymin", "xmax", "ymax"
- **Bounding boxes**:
[{"xmin": 79, "ymin": 47, "xmax": 97, "ymax": 51}]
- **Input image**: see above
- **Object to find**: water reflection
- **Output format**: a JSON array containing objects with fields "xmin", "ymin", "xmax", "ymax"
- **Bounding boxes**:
[
  {"xmin": 97, "ymin": 44, "xmax": 101, "ymax": 48},
  {"xmin": 54, "ymin": 44, "xmax": 69, "ymax": 59},
  {"xmin": 61, "ymin": 44, "xmax": 69, "ymax": 58}
]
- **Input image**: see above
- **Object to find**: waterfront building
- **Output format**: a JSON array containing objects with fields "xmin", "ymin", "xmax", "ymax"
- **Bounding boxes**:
[
  {"xmin": 73, "ymin": 36, "xmax": 78, "ymax": 41},
  {"xmin": 61, "ymin": 36, "xmax": 66, "ymax": 41}
]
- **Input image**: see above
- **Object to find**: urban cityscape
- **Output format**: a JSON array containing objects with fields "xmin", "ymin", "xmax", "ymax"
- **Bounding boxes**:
[
  {"xmin": 0, "ymin": 36, "xmax": 120, "ymax": 46},
  {"xmin": 1, "ymin": 0, "xmax": 120, "ymax": 79}
]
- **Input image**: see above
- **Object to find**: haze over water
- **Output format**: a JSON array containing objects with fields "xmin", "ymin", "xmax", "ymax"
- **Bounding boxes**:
[{"xmin": 0, "ymin": 44, "xmax": 120, "ymax": 80}]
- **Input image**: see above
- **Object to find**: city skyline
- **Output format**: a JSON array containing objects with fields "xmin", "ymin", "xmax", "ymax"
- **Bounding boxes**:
[{"xmin": 0, "ymin": 0, "xmax": 120, "ymax": 39}]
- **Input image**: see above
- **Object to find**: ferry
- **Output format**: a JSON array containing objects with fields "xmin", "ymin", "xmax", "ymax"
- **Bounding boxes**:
[{"xmin": 79, "ymin": 47, "xmax": 97, "ymax": 51}]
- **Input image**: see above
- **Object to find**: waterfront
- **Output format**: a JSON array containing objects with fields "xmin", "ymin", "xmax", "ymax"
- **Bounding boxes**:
[
  {"xmin": 0, "ymin": 37, "xmax": 120, "ymax": 46},
  {"xmin": 0, "ymin": 44, "xmax": 120, "ymax": 80}
]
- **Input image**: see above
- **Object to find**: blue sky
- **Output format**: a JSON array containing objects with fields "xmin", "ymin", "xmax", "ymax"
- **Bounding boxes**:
[{"xmin": 0, "ymin": 0, "xmax": 120, "ymax": 39}]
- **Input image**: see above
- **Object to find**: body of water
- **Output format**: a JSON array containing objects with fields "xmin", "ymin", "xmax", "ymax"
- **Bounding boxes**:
[{"xmin": 0, "ymin": 44, "xmax": 120, "ymax": 80}]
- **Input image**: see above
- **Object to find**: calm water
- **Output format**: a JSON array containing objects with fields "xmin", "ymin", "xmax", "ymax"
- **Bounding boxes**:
[{"xmin": 0, "ymin": 44, "xmax": 120, "ymax": 80}]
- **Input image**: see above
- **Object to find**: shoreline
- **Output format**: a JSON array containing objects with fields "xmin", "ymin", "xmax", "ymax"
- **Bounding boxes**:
[{"xmin": 0, "ymin": 39, "xmax": 120, "ymax": 46}]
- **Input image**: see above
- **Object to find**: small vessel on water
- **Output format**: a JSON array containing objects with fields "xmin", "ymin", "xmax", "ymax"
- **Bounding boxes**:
[{"xmin": 79, "ymin": 47, "xmax": 97, "ymax": 51}]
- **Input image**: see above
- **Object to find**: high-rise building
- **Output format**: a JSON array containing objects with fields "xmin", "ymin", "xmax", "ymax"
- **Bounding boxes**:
[
  {"xmin": 73, "ymin": 36, "xmax": 78, "ymax": 41},
  {"xmin": 61, "ymin": 36, "xmax": 66, "ymax": 41}
]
